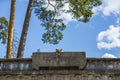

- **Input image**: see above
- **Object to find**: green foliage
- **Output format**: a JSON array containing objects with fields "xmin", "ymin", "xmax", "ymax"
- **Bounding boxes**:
[
  {"xmin": 68, "ymin": 0, "xmax": 102, "ymax": 22},
  {"xmin": 34, "ymin": 0, "xmax": 66, "ymax": 44},
  {"xmin": 34, "ymin": 0, "xmax": 101, "ymax": 44},
  {"xmin": 0, "ymin": 17, "xmax": 8, "ymax": 44}
]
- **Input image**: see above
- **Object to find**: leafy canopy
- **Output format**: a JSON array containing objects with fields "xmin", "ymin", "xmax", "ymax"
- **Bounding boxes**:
[
  {"xmin": 0, "ymin": 17, "xmax": 8, "ymax": 44},
  {"xmin": 34, "ymin": 0, "xmax": 101, "ymax": 44}
]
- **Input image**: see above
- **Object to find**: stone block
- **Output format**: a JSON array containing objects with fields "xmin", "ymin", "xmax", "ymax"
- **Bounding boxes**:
[{"xmin": 32, "ymin": 52, "xmax": 86, "ymax": 70}]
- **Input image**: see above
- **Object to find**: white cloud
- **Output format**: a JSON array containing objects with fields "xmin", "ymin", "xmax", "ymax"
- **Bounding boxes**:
[
  {"xmin": 116, "ymin": 16, "xmax": 120, "ymax": 25},
  {"xmin": 42, "ymin": 1, "xmax": 74, "ymax": 24},
  {"xmin": 57, "ymin": 3, "xmax": 75, "ymax": 24},
  {"xmin": 95, "ymin": 0, "xmax": 120, "ymax": 50},
  {"xmin": 93, "ymin": 0, "xmax": 120, "ymax": 16},
  {"xmin": 97, "ymin": 25, "xmax": 120, "ymax": 50},
  {"xmin": 102, "ymin": 53, "xmax": 117, "ymax": 58}
]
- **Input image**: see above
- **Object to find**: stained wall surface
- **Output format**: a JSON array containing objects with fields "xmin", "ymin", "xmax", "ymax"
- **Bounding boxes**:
[{"xmin": 0, "ymin": 58, "xmax": 120, "ymax": 80}]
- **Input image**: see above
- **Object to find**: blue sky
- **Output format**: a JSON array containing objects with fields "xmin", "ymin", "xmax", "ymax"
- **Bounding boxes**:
[{"xmin": 0, "ymin": 0, "xmax": 120, "ymax": 58}]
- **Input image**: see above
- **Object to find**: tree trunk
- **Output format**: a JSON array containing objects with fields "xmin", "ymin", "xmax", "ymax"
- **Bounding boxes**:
[
  {"xmin": 6, "ymin": 0, "xmax": 16, "ymax": 58},
  {"xmin": 17, "ymin": 0, "xmax": 34, "ymax": 58}
]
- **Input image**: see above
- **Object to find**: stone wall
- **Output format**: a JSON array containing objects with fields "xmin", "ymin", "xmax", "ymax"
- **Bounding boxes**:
[
  {"xmin": 85, "ymin": 58, "xmax": 120, "ymax": 71},
  {"xmin": 0, "ymin": 58, "xmax": 32, "ymax": 71},
  {"xmin": 0, "ymin": 58, "xmax": 120, "ymax": 80},
  {"xmin": 0, "ymin": 71, "xmax": 120, "ymax": 80},
  {"xmin": 0, "ymin": 58, "xmax": 120, "ymax": 71}
]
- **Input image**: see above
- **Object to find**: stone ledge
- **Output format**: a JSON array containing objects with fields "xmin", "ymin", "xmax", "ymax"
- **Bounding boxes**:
[
  {"xmin": 0, "ymin": 58, "xmax": 120, "ymax": 71},
  {"xmin": 0, "ymin": 58, "xmax": 32, "ymax": 62},
  {"xmin": 32, "ymin": 52, "xmax": 86, "ymax": 70},
  {"xmin": 87, "ymin": 58, "xmax": 120, "ymax": 61},
  {"xmin": 0, "ymin": 70, "xmax": 120, "ymax": 75}
]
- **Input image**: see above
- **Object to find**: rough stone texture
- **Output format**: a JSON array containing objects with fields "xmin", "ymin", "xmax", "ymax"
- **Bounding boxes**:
[
  {"xmin": 0, "ymin": 71, "xmax": 120, "ymax": 80},
  {"xmin": 32, "ymin": 52, "xmax": 86, "ymax": 70},
  {"xmin": 85, "ymin": 58, "xmax": 120, "ymax": 71},
  {"xmin": 1, "ymin": 58, "xmax": 120, "ymax": 71},
  {"xmin": 0, "ymin": 54, "xmax": 120, "ymax": 79},
  {"xmin": 0, "ymin": 58, "xmax": 32, "ymax": 71}
]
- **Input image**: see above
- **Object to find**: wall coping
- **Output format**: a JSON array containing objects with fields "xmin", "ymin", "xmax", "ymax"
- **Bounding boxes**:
[
  {"xmin": 0, "ymin": 58, "xmax": 120, "ymax": 61},
  {"xmin": 0, "ymin": 70, "xmax": 120, "ymax": 75},
  {"xmin": 87, "ymin": 58, "xmax": 120, "ymax": 61},
  {"xmin": 0, "ymin": 58, "xmax": 32, "ymax": 62}
]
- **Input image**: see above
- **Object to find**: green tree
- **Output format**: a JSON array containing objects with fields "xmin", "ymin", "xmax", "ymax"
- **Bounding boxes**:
[
  {"xmin": 6, "ymin": 0, "xmax": 16, "ymax": 58},
  {"xmin": 0, "ymin": 17, "xmax": 8, "ymax": 44},
  {"xmin": 17, "ymin": 0, "xmax": 35, "ymax": 58},
  {"xmin": 34, "ymin": 0, "xmax": 102, "ymax": 44},
  {"xmin": 17, "ymin": 0, "xmax": 101, "ymax": 58},
  {"xmin": 0, "ymin": 18, "xmax": 19, "ymax": 58}
]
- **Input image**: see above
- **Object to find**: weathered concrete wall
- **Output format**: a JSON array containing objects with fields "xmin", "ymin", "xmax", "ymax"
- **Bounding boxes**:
[
  {"xmin": 0, "ymin": 58, "xmax": 31, "ymax": 71},
  {"xmin": 85, "ymin": 58, "xmax": 120, "ymax": 71},
  {"xmin": 32, "ymin": 52, "xmax": 86, "ymax": 70},
  {"xmin": 0, "ymin": 71, "xmax": 120, "ymax": 80},
  {"xmin": 0, "ymin": 58, "xmax": 120, "ymax": 71},
  {"xmin": 0, "ymin": 58, "xmax": 120, "ymax": 80}
]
